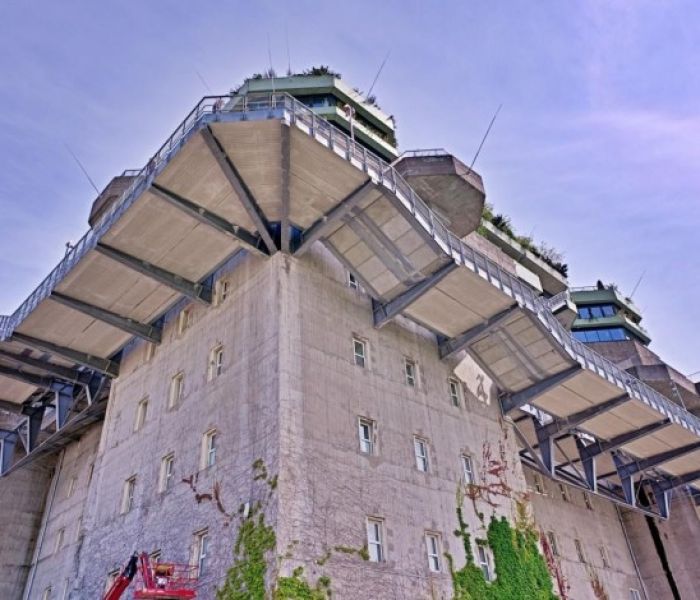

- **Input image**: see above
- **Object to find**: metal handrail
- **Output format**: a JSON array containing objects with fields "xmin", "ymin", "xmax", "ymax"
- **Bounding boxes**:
[{"xmin": 1, "ymin": 90, "xmax": 697, "ymax": 440}]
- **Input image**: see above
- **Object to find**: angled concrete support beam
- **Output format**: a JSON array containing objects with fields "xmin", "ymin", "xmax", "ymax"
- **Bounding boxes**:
[
  {"xmin": 0, "ymin": 364, "xmax": 55, "ymax": 389},
  {"xmin": 294, "ymin": 180, "xmax": 375, "ymax": 256},
  {"xmin": 649, "ymin": 480, "xmax": 671, "ymax": 519},
  {"xmin": 372, "ymin": 261, "xmax": 458, "ymax": 329},
  {"xmin": 439, "ymin": 303, "xmax": 519, "ymax": 360},
  {"xmin": 0, "ymin": 348, "xmax": 87, "ymax": 384},
  {"xmin": 575, "ymin": 437, "xmax": 598, "ymax": 492},
  {"xmin": 95, "ymin": 243, "xmax": 212, "ymax": 305},
  {"xmin": 0, "ymin": 434, "xmax": 17, "ymax": 475},
  {"xmin": 11, "ymin": 333, "xmax": 119, "ymax": 378},
  {"xmin": 200, "ymin": 126, "xmax": 277, "ymax": 254},
  {"xmin": 615, "ymin": 440, "xmax": 700, "ymax": 481},
  {"xmin": 580, "ymin": 419, "xmax": 671, "ymax": 461},
  {"xmin": 50, "ymin": 291, "xmax": 162, "ymax": 344},
  {"xmin": 54, "ymin": 383, "xmax": 76, "ymax": 429},
  {"xmin": 655, "ymin": 469, "xmax": 700, "ymax": 492},
  {"xmin": 538, "ymin": 393, "xmax": 630, "ymax": 439},
  {"xmin": 150, "ymin": 183, "xmax": 269, "ymax": 256},
  {"xmin": 500, "ymin": 365, "xmax": 581, "ymax": 414}
]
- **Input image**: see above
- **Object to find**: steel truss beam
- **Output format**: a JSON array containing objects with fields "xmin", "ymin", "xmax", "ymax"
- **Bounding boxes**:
[
  {"xmin": 50, "ymin": 291, "xmax": 162, "ymax": 344},
  {"xmin": 200, "ymin": 126, "xmax": 277, "ymax": 254},
  {"xmin": 294, "ymin": 180, "xmax": 376, "ymax": 256},
  {"xmin": 95, "ymin": 243, "xmax": 212, "ymax": 305},
  {"xmin": 372, "ymin": 261, "xmax": 458, "ymax": 329},
  {"xmin": 0, "ymin": 433, "xmax": 17, "ymax": 475},
  {"xmin": 0, "ymin": 364, "xmax": 55, "ymax": 390},
  {"xmin": 0, "ymin": 348, "xmax": 87, "ymax": 383},
  {"xmin": 654, "ymin": 469, "xmax": 700, "ymax": 492},
  {"xmin": 500, "ymin": 365, "xmax": 581, "ymax": 414},
  {"xmin": 11, "ymin": 333, "xmax": 119, "ymax": 378},
  {"xmin": 22, "ymin": 404, "xmax": 46, "ymax": 453},
  {"xmin": 54, "ymin": 383, "xmax": 76, "ymax": 430},
  {"xmin": 439, "ymin": 303, "xmax": 519, "ymax": 360},
  {"xmin": 150, "ymin": 183, "xmax": 268, "ymax": 256},
  {"xmin": 0, "ymin": 399, "xmax": 22, "ymax": 414},
  {"xmin": 615, "ymin": 441, "xmax": 700, "ymax": 481}
]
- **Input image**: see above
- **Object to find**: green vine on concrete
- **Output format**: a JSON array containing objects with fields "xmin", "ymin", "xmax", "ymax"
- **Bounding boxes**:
[
  {"xmin": 448, "ymin": 511, "xmax": 557, "ymax": 600},
  {"xmin": 275, "ymin": 567, "xmax": 331, "ymax": 599}
]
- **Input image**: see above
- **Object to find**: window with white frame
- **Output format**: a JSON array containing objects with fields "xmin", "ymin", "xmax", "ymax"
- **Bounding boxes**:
[
  {"xmin": 448, "ymin": 378, "xmax": 462, "ymax": 407},
  {"xmin": 169, "ymin": 372, "xmax": 184, "ymax": 408},
  {"xmin": 366, "ymin": 518, "xmax": 384, "ymax": 562},
  {"xmin": 178, "ymin": 308, "xmax": 192, "ymax": 334},
  {"xmin": 160, "ymin": 454, "xmax": 175, "ymax": 492},
  {"xmin": 546, "ymin": 531, "xmax": 559, "ymax": 556},
  {"xmin": 348, "ymin": 272, "xmax": 359, "ymax": 290},
  {"xmin": 629, "ymin": 590, "xmax": 641, "ymax": 600},
  {"xmin": 61, "ymin": 579, "xmax": 69, "ymax": 600},
  {"xmin": 216, "ymin": 279, "xmax": 230, "ymax": 305},
  {"xmin": 461, "ymin": 454, "xmax": 475, "ymax": 484},
  {"xmin": 533, "ymin": 473, "xmax": 545, "ymax": 494},
  {"xmin": 134, "ymin": 397, "xmax": 148, "ymax": 431},
  {"xmin": 54, "ymin": 528, "xmax": 65, "ymax": 553},
  {"xmin": 202, "ymin": 430, "xmax": 217, "ymax": 469},
  {"xmin": 150, "ymin": 549, "xmax": 162, "ymax": 564},
  {"xmin": 358, "ymin": 418, "xmax": 375, "ymax": 455},
  {"xmin": 121, "ymin": 476, "xmax": 136, "ymax": 514},
  {"xmin": 404, "ymin": 358, "xmax": 417, "ymax": 387},
  {"xmin": 208, "ymin": 345, "xmax": 224, "ymax": 380},
  {"xmin": 67, "ymin": 475, "xmax": 77, "ymax": 498},
  {"xmin": 74, "ymin": 517, "xmax": 82, "ymax": 542},
  {"xmin": 476, "ymin": 544, "xmax": 492, "ymax": 581},
  {"xmin": 599, "ymin": 545, "xmax": 610, "ymax": 568},
  {"xmin": 41, "ymin": 586, "xmax": 52, "ymax": 600},
  {"xmin": 574, "ymin": 538, "xmax": 586, "ymax": 563},
  {"xmin": 353, "ymin": 338, "xmax": 366, "ymax": 368},
  {"xmin": 105, "ymin": 570, "xmax": 120, "ymax": 594},
  {"xmin": 414, "ymin": 437, "xmax": 429, "ymax": 472},
  {"xmin": 193, "ymin": 530, "xmax": 209, "ymax": 576},
  {"xmin": 425, "ymin": 533, "xmax": 442, "ymax": 572},
  {"xmin": 558, "ymin": 483, "xmax": 570, "ymax": 502}
]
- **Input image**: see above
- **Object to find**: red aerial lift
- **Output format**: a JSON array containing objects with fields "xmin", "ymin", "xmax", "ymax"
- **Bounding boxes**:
[{"xmin": 103, "ymin": 552, "xmax": 198, "ymax": 600}]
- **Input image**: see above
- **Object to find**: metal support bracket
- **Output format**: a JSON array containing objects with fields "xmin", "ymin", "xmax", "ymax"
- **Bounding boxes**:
[{"xmin": 500, "ymin": 365, "xmax": 581, "ymax": 414}]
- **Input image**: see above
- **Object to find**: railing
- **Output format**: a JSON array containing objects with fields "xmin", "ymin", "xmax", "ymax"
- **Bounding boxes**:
[
  {"xmin": 1, "ymin": 89, "xmax": 698, "ymax": 440},
  {"xmin": 544, "ymin": 291, "xmax": 572, "ymax": 312},
  {"xmin": 399, "ymin": 148, "xmax": 450, "ymax": 158}
]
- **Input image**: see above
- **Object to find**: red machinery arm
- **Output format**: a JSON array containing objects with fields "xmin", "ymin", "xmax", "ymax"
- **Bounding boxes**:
[{"xmin": 103, "ymin": 554, "xmax": 139, "ymax": 600}]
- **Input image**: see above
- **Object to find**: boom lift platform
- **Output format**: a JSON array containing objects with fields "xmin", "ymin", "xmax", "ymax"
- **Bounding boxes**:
[{"xmin": 103, "ymin": 552, "xmax": 198, "ymax": 599}]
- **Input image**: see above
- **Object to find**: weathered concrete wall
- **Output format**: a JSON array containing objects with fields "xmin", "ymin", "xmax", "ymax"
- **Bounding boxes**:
[
  {"xmin": 0, "ymin": 455, "xmax": 54, "ymax": 599},
  {"xmin": 273, "ymin": 246, "xmax": 533, "ymax": 599},
  {"xmin": 24, "ymin": 424, "xmax": 101, "ymax": 600},
  {"xmin": 524, "ymin": 467, "xmax": 646, "ymax": 600},
  {"xmin": 71, "ymin": 251, "xmax": 282, "ymax": 599}
]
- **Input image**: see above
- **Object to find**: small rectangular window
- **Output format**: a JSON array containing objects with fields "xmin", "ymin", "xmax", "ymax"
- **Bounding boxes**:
[
  {"xmin": 144, "ymin": 341, "xmax": 157, "ymax": 362},
  {"xmin": 150, "ymin": 549, "xmax": 162, "ymax": 564},
  {"xmin": 348, "ymin": 272, "xmax": 359, "ymax": 290},
  {"xmin": 358, "ymin": 418, "xmax": 374, "ymax": 455},
  {"xmin": 599, "ymin": 545, "xmax": 609, "ymax": 568},
  {"xmin": 87, "ymin": 463, "xmax": 94, "ymax": 485},
  {"xmin": 449, "ymin": 378, "xmax": 462, "ymax": 407},
  {"xmin": 558, "ymin": 483, "xmax": 569, "ymax": 502},
  {"xmin": 629, "ymin": 590, "xmax": 641, "ymax": 600},
  {"xmin": 134, "ymin": 397, "xmax": 148, "ymax": 432},
  {"xmin": 54, "ymin": 528, "xmax": 65, "ymax": 553},
  {"xmin": 202, "ymin": 430, "xmax": 217, "ymax": 469},
  {"xmin": 216, "ymin": 279, "xmax": 230, "ymax": 305},
  {"xmin": 366, "ymin": 518, "xmax": 384, "ymax": 562},
  {"xmin": 574, "ymin": 538, "xmax": 586, "ymax": 563},
  {"xmin": 67, "ymin": 476, "xmax": 77, "ymax": 498},
  {"xmin": 353, "ymin": 338, "xmax": 366, "ymax": 368},
  {"xmin": 583, "ymin": 491, "xmax": 593, "ymax": 510},
  {"xmin": 404, "ymin": 359, "xmax": 416, "ymax": 387},
  {"xmin": 160, "ymin": 454, "xmax": 175, "ymax": 492},
  {"xmin": 461, "ymin": 455, "xmax": 474, "ymax": 484},
  {"xmin": 178, "ymin": 308, "xmax": 192, "ymax": 334},
  {"xmin": 121, "ymin": 476, "xmax": 136, "ymax": 514},
  {"xmin": 169, "ymin": 372, "xmax": 184, "ymax": 408},
  {"xmin": 414, "ymin": 437, "xmax": 429, "ymax": 472},
  {"xmin": 208, "ymin": 346, "xmax": 224, "ymax": 380},
  {"xmin": 194, "ymin": 530, "xmax": 209, "ymax": 576},
  {"xmin": 425, "ymin": 533, "xmax": 442, "ymax": 572},
  {"xmin": 42, "ymin": 587, "xmax": 52, "ymax": 600},
  {"xmin": 546, "ymin": 531, "xmax": 559, "ymax": 556},
  {"xmin": 476, "ymin": 544, "xmax": 492, "ymax": 581},
  {"xmin": 533, "ymin": 473, "xmax": 545, "ymax": 495}
]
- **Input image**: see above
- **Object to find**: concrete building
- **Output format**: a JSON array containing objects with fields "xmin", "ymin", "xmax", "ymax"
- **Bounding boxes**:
[{"xmin": 0, "ymin": 72, "xmax": 698, "ymax": 600}]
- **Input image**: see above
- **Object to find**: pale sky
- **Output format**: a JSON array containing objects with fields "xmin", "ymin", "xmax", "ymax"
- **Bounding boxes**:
[{"xmin": 0, "ymin": 1, "xmax": 698, "ymax": 376}]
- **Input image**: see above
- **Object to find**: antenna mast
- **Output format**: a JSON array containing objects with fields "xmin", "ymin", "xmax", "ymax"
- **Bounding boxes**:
[
  {"xmin": 367, "ymin": 51, "xmax": 390, "ymax": 100},
  {"xmin": 468, "ymin": 103, "xmax": 502, "ymax": 173},
  {"xmin": 64, "ymin": 143, "xmax": 99, "ymax": 194}
]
